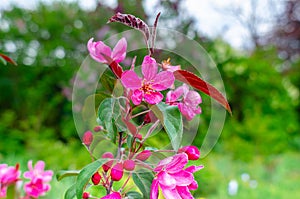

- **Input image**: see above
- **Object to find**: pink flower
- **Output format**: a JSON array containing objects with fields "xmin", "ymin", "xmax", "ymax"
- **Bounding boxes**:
[
  {"xmin": 0, "ymin": 164, "xmax": 20, "ymax": 198},
  {"xmin": 161, "ymin": 58, "xmax": 181, "ymax": 72},
  {"xmin": 23, "ymin": 161, "xmax": 53, "ymax": 198},
  {"xmin": 121, "ymin": 55, "xmax": 175, "ymax": 105},
  {"xmin": 100, "ymin": 191, "xmax": 122, "ymax": 199},
  {"xmin": 166, "ymin": 84, "xmax": 202, "ymax": 120},
  {"xmin": 23, "ymin": 161, "xmax": 53, "ymax": 183},
  {"xmin": 87, "ymin": 38, "xmax": 127, "ymax": 64},
  {"xmin": 150, "ymin": 153, "xmax": 203, "ymax": 199},
  {"xmin": 24, "ymin": 178, "xmax": 51, "ymax": 198}
]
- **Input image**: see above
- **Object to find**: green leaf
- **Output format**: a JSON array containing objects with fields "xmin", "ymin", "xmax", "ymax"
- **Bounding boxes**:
[
  {"xmin": 76, "ymin": 159, "xmax": 107, "ymax": 199},
  {"xmin": 65, "ymin": 183, "xmax": 76, "ymax": 199},
  {"xmin": 151, "ymin": 103, "xmax": 183, "ymax": 151},
  {"xmin": 56, "ymin": 170, "xmax": 80, "ymax": 181},
  {"xmin": 132, "ymin": 170, "xmax": 154, "ymax": 199},
  {"xmin": 0, "ymin": 56, "xmax": 7, "ymax": 65},
  {"xmin": 98, "ymin": 98, "xmax": 126, "ymax": 142},
  {"xmin": 82, "ymin": 93, "xmax": 111, "ymax": 123},
  {"xmin": 127, "ymin": 191, "xmax": 143, "ymax": 199}
]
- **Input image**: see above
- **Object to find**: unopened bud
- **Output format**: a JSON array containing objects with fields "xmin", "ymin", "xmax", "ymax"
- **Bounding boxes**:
[
  {"xmin": 102, "ymin": 152, "xmax": 114, "ymax": 172},
  {"xmin": 82, "ymin": 131, "xmax": 93, "ymax": 146},
  {"xmin": 93, "ymin": 125, "xmax": 103, "ymax": 132},
  {"xmin": 110, "ymin": 163, "xmax": 123, "ymax": 181},
  {"xmin": 178, "ymin": 146, "xmax": 200, "ymax": 160},
  {"xmin": 135, "ymin": 150, "xmax": 152, "ymax": 161},
  {"xmin": 123, "ymin": 159, "xmax": 135, "ymax": 171},
  {"xmin": 82, "ymin": 192, "xmax": 89, "ymax": 199},
  {"xmin": 92, "ymin": 172, "xmax": 101, "ymax": 185}
]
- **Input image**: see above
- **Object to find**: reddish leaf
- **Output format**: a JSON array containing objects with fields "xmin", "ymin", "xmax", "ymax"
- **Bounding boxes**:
[
  {"xmin": 100, "ymin": 53, "xmax": 123, "ymax": 79},
  {"xmin": 108, "ymin": 13, "xmax": 150, "ymax": 40},
  {"xmin": 174, "ymin": 70, "xmax": 232, "ymax": 114},
  {"xmin": 0, "ymin": 53, "xmax": 17, "ymax": 65},
  {"xmin": 122, "ymin": 118, "xmax": 137, "ymax": 136}
]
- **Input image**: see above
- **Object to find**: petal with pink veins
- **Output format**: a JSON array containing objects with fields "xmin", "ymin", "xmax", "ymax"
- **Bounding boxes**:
[
  {"xmin": 176, "ymin": 186, "xmax": 194, "ymax": 199},
  {"xmin": 185, "ymin": 165, "xmax": 204, "ymax": 173},
  {"xmin": 150, "ymin": 178, "xmax": 159, "ymax": 199},
  {"xmin": 142, "ymin": 55, "xmax": 158, "ymax": 81},
  {"xmin": 171, "ymin": 170, "xmax": 194, "ymax": 186},
  {"xmin": 144, "ymin": 91, "xmax": 163, "ymax": 105},
  {"xmin": 185, "ymin": 91, "xmax": 202, "ymax": 105},
  {"xmin": 112, "ymin": 38, "xmax": 127, "ymax": 63},
  {"xmin": 152, "ymin": 71, "xmax": 175, "ymax": 91},
  {"xmin": 121, "ymin": 70, "xmax": 142, "ymax": 89},
  {"xmin": 188, "ymin": 180, "xmax": 198, "ymax": 190},
  {"xmin": 160, "ymin": 185, "xmax": 182, "ymax": 199},
  {"xmin": 157, "ymin": 171, "xmax": 176, "ymax": 189},
  {"xmin": 94, "ymin": 41, "xmax": 112, "ymax": 62},
  {"xmin": 131, "ymin": 89, "xmax": 143, "ymax": 105},
  {"xmin": 165, "ymin": 153, "xmax": 188, "ymax": 173}
]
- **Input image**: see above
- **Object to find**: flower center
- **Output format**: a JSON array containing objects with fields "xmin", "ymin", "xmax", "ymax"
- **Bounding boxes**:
[{"xmin": 141, "ymin": 80, "xmax": 154, "ymax": 94}]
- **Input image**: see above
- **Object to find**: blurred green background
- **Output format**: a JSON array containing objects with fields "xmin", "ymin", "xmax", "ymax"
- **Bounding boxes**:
[{"xmin": 0, "ymin": 0, "xmax": 299, "ymax": 198}]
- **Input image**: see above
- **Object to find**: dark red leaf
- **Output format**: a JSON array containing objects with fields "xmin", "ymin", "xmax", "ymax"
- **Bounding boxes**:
[
  {"xmin": 108, "ymin": 13, "xmax": 150, "ymax": 40},
  {"xmin": 174, "ymin": 70, "xmax": 232, "ymax": 114},
  {"xmin": 100, "ymin": 53, "xmax": 123, "ymax": 79},
  {"xmin": 0, "ymin": 53, "xmax": 17, "ymax": 65}
]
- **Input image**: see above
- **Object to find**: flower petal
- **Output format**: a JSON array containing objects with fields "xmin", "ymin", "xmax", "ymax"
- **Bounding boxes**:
[
  {"xmin": 157, "ymin": 171, "xmax": 176, "ymax": 189},
  {"xmin": 121, "ymin": 70, "xmax": 142, "ymax": 90},
  {"xmin": 178, "ymin": 103, "xmax": 195, "ymax": 121},
  {"xmin": 177, "ymin": 186, "xmax": 194, "ymax": 199},
  {"xmin": 152, "ymin": 71, "xmax": 175, "ymax": 91},
  {"xmin": 112, "ymin": 38, "xmax": 127, "ymax": 63},
  {"xmin": 100, "ymin": 192, "xmax": 122, "ymax": 199},
  {"xmin": 165, "ymin": 153, "xmax": 188, "ymax": 173},
  {"xmin": 87, "ymin": 38, "xmax": 111, "ymax": 63},
  {"xmin": 185, "ymin": 165, "xmax": 204, "ymax": 173},
  {"xmin": 188, "ymin": 180, "xmax": 198, "ymax": 190},
  {"xmin": 131, "ymin": 89, "xmax": 143, "ymax": 105},
  {"xmin": 185, "ymin": 91, "xmax": 202, "ymax": 106},
  {"xmin": 144, "ymin": 91, "xmax": 163, "ymax": 105},
  {"xmin": 150, "ymin": 178, "xmax": 159, "ymax": 199},
  {"xmin": 160, "ymin": 186, "xmax": 182, "ymax": 199},
  {"xmin": 142, "ymin": 55, "xmax": 158, "ymax": 81},
  {"xmin": 35, "ymin": 161, "xmax": 45, "ymax": 172},
  {"xmin": 171, "ymin": 171, "xmax": 194, "ymax": 186}
]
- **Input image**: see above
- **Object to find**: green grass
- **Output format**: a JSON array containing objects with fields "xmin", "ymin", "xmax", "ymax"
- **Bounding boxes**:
[{"xmin": 196, "ymin": 152, "xmax": 300, "ymax": 199}]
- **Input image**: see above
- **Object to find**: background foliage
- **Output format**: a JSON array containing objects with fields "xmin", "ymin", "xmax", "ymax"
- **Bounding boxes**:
[{"xmin": 0, "ymin": 0, "xmax": 299, "ymax": 198}]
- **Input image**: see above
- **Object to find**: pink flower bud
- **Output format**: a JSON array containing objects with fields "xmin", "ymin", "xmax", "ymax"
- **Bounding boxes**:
[
  {"xmin": 82, "ymin": 131, "xmax": 93, "ymax": 146},
  {"xmin": 92, "ymin": 172, "xmax": 101, "ymax": 185},
  {"xmin": 135, "ymin": 133, "xmax": 143, "ymax": 140},
  {"xmin": 110, "ymin": 163, "xmax": 123, "ymax": 181},
  {"xmin": 102, "ymin": 152, "xmax": 114, "ymax": 172},
  {"xmin": 178, "ymin": 146, "xmax": 200, "ymax": 160},
  {"xmin": 93, "ymin": 125, "xmax": 104, "ymax": 132},
  {"xmin": 102, "ymin": 160, "xmax": 114, "ymax": 172},
  {"xmin": 123, "ymin": 159, "xmax": 135, "ymax": 171},
  {"xmin": 135, "ymin": 150, "xmax": 152, "ymax": 161},
  {"xmin": 82, "ymin": 192, "xmax": 89, "ymax": 199},
  {"xmin": 102, "ymin": 152, "xmax": 114, "ymax": 159},
  {"xmin": 100, "ymin": 192, "xmax": 122, "ymax": 199}
]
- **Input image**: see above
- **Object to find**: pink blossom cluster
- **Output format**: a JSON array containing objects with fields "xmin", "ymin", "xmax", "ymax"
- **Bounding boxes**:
[
  {"xmin": 0, "ymin": 161, "xmax": 53, "ymax": 199},
  {"xmin": 81, "ymin": 36, "xmax": 205, "ymax": 198},
  {"xmin": 87, "ymin": 37, "xmax": 202, "ymax": 121}
]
